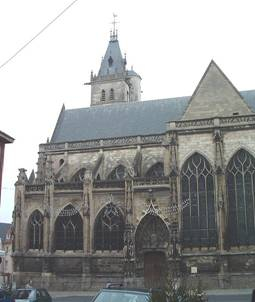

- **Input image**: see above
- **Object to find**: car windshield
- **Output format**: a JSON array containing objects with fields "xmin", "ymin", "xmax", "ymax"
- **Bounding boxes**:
[
  {"xmin": 94, "ymin": 291, "xmax": 150, "ymax": 302},
  {"xmin": 14, "ymin": 290, "xmax": 33, "ymax": 299}
]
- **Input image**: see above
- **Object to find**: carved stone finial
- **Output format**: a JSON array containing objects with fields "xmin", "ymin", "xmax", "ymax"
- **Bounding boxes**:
[
  {"xmin": 16, "ymin": 168, "xmax": 28, "ymax": 185},
  {"xmin": 214, "ymin": 129, "xmax": 222, "ymax": 143},
  {"xmin": 28, "ymin": 170, "xmax": 35, "ymax": 184}
]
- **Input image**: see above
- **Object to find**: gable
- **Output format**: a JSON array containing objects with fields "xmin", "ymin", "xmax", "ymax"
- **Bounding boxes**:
[{"xmin": 182, "ymin": 60, "xmax": 252, "ymax": 120}]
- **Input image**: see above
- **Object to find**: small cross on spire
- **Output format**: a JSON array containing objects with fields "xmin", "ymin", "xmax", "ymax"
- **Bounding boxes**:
[{"xmin": 110, "ymin": 13, "xmax": 119, "ymax": 41}]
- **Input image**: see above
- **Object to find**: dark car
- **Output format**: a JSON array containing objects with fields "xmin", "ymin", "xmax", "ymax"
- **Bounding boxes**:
[
  {"xmin": 0, "ymin": 289, "xmax": 11, "ymax": 302},
  {"xmin": 12, "ymin": 288, "xmax": 52, "ymax": 302},
  {"xmin": 91, "ymin": 284, "xmax": 166, "ymax": 302}
]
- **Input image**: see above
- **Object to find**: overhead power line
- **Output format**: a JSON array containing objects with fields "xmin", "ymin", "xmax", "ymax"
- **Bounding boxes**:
[{"xmin": 0, "ymin": 0, "xmax": 79, "ymax": 70}]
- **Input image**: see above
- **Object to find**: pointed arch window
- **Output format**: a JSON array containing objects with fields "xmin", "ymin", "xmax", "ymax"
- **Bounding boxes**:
[
  {"xmin": 108, "ymin": 165, "xmax": 126, "ymax": 180},
  {"xmin": 101, "ymin": 90, "xmax": 106, "ymax": 102},
  {"xmin": 135, "ymin": 214, "xmax": 169, "ymax": 252},
  {"xmin": 55, "ymin": 205, "xmax": 83, "ymax": 251},
  {"xmin": 71, "ymin": 168, "xmax": 86, "ymax": 182},
  {"xmin": 145, "ymin": 162, "xmax": 164, "ymax": 178},
  {"xmin": 94, "ymin": 203, "xmax": 124, "ymax": 251},
  {"xmin": 29, "ymin": 210, "xmax": 43, "ymax": 250},
  {"xmin": 181, "ymin": 153, "xmax": 217, "ymax": 248},
  {"xmin": 110, "ymin": 88, "xmax": 114, "ymax": 100},
  {"xmin": 226, "ymin": 149, "xmax": 255, "ymax": 246}
]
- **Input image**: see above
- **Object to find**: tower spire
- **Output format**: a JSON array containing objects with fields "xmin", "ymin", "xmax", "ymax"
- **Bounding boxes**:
[{"xmin": 110, "ymin": 13, "xmax": 118, "ymax": 41}]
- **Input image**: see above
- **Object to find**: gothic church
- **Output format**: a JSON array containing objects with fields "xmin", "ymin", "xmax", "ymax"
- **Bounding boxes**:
[{"xmin": 12, "ymin": 27, "xmax": 255, "ymax": 290}]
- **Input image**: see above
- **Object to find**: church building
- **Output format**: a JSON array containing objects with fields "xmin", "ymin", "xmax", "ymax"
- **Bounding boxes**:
[{"xmin": 12, "ymin": 25, "xmax": 255, "ymax": 290}]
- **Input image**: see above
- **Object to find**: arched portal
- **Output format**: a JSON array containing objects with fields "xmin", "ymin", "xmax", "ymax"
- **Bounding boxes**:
[{"xmin": 135, "ymin": 214, "xmax": 169, "ymax": 288}]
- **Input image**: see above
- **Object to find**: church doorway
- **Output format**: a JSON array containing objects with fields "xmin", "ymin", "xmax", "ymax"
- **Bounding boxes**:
[
  {"xmin": 144, "ymin": 251, "xmax": 166, "ymax": 288},
  {"xmin": 135, "ymin": 214, "xmax": 170, "ymax": 288}
]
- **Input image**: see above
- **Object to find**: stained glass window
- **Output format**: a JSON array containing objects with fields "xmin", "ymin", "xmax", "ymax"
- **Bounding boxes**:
[
  {"xmin": 71, "ymin": 168, "xmax": 86, "ymax": 182},
  {"xmin": 108, "ymin": 165, "xmax": 126, "ymax": 180},
  {"xmin": 181, "ymin": 153, "xmax": 217, "ymax": 248},
  {"xmin": 145, "ymin": 162, "xmax": 164, "ymax": 178},
  {"xmin": 29, "ymin": 210, "xmax": 43, "ymax": 250},
  {"xmin": 94, "ymin": 203, "xmax": 124, "ymax": 251},
  {"xmin": 226, "ymin": 149, "xmax": 255, "ymax": 246},
  {"xmin": 55, "ymin": 205, "xmax": 83, "ymax": 251},
  {"xmin": 135, "ymin": 215, "xmax": 169, "ymax": 251}
]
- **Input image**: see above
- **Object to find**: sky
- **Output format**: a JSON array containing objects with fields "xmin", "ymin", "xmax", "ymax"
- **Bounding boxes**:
[{"xmin": 0, "ymin": 0, "xmax": 255, "ymax": 223}]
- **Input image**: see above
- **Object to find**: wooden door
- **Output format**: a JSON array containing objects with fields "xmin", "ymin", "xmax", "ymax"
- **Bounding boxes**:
[{"xmin": 144, "ymin": 251, "xmax": 166, "ymax": 288}]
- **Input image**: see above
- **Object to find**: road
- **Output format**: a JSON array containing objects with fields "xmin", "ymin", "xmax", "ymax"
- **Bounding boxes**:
[{"xmin": 53, "ymin": 293, "xmax": 251, "ymax": 302}]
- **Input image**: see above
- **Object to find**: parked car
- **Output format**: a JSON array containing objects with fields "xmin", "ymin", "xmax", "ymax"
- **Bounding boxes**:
[
  {"xmin": 91, "ymin": 283, "xmax": 166, "ymax": 302},
  {"xmin": 0, "ymin": 289, "xmax": 11, "ymax": 302},
  {"xmin": 12, "ymin": 288, "xmax": 52, "ymax": 302}
]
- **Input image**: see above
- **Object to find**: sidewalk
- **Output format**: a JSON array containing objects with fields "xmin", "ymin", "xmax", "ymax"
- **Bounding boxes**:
[
  {"xmin": 206, "ymin": 288, "xmax": 253, "ymax": 295},
  {"xmin": 50, "ymin": 288, "xmax": 253, "ymax": 298}
]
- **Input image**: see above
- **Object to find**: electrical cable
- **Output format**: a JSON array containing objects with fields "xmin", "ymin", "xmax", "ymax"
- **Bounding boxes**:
[{"xmin": 0, "ymin": 0, "xmax": 79, "ymax": 70}]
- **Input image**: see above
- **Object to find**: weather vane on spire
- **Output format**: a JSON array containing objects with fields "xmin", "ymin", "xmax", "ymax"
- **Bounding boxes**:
[{"xmin": 110, "ymin": 13, "xmax": 119, "ymax": 41}]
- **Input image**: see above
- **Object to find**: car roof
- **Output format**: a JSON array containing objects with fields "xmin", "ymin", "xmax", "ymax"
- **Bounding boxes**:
[{"xmin": 101, "ymin": 288, "xmax": 162, "ymax": 294}]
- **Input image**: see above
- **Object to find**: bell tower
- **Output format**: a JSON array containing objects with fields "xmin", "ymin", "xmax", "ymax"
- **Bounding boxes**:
[{"xmin": 88, "ymin": 15, "xmax": 142, "ymax": 106}]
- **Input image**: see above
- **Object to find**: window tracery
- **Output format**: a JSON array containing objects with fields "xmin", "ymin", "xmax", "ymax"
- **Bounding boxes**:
[
  {"xmin": 226, "ymin": 149, "xmax": 255, "ymax": 246},
  {"xmin": 108, "ymin": 165, "xmax": 126, "ymax": 180},
  {"xmin": 71, "ymin": 168, "xmax": 86, "ymax": 182},
  {"xmin": 145, "ymin": 162, "xmax": 164, "ymax": 178},
  {"xmin": 181, "ymin": 153, "xmax": 217, "ymax": 248},
  {"xmin": 94, "ymin": 203, "xmax": 124, "ymax": 251},
  {"xmin": 29, "ymin": 210, "xmax": 43, "ymax": 250},
  {"xmin": 55, "ymin": 205, "xmax": 83, "ymax": 251},
  {"xmin": 135, "ymin": 215, "xmax": 169, "ymax": 251}
]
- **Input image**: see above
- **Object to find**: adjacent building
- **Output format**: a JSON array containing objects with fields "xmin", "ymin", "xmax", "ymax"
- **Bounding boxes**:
[
  {"xmin": 0, "ymin": 131, "xmax": 14, "ymax": 203},
  {"xmin": 0, "ymin": 223, "xmax": 12, "ymax": 286},
  {"xmin": 12, "ymin": 28, "xmax": 255, "ymax": 290}
]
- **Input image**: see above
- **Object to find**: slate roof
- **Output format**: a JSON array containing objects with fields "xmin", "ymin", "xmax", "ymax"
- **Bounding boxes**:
[
  {"xmin": 98, "ymin": 39, "xmax": 125, "ymax": 77},
  {"xmin": 0, "ymin": 223, "xmax": 11, "ymax": 240},
  {"xmin": 51, "ymin": 90, "xmax": 255, "ymax": 144}
]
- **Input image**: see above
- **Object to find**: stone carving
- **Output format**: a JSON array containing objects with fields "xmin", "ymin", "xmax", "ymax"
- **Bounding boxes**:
[
  {"xmin": 220, "ymin": 115, "xmax": 255, "ymax": 125},
  {"xmin": 82, "ymin": 187, "xmax": 90, "ymax": 217},
  {"xmin": 124, "ymin": 227, "xmax": 134, "ymax": 259},
  {"xmin": 214, "ymin": 129, "xmax": 224, "ymax": 172},
  {"xmin": 25, "ymin": 184, "xmax": 45, "ymax": 192},
  {"xmin": 28, "ymin": 170, "xmax": 35, "ymax": 184},
  {"xmin": 40, "ymin": 134, "xmax": 164, "ymax": 153},
  {"xmin": 14, "ymin": 191, "xmax": 22, "ymax": 218},
  {"xmin": 43, "ymin": 187, "xmax": 51, "ymax": 218},
  {"xmin": 176, "ymin": 118, "xmax": 214, "ymax": 128},
  {"xmin": 16, "ymin": 168, "xmax": 28, "ymax": 185},
  {"xmin": 45, "ymin": 156, "xmax": 55, "ymax": 184}
]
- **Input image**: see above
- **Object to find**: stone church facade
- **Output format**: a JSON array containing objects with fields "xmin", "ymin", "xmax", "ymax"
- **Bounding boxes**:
[{"xmin": 12, "ymin": 29, "xmax": 255, "ymax": 290}]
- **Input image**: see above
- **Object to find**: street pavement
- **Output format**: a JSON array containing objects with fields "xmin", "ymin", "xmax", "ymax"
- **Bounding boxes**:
[{"xmin": 50, "ymin": 289, "xmax": 253, "ymax": 302}]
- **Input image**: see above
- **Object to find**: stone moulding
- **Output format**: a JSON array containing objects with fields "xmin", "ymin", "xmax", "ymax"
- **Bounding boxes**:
[
  {"xmin": 133, "ymin": 176, "xmax": 169, "ymax": 187},
  {"xmin": 169, "ymin": 114, "xmax": 255, "ymax": 131},
  {"xmin": 39, "ymin": 134, "xmax": 165, "ymax": 152},
  {"xmin": 25, "ymin": 184, "xmax": 45, "ymax": 192}
]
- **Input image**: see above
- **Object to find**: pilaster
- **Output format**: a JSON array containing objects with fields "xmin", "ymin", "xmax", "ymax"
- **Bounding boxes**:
[
  {"xmin": 83, "ymin": 170, "xmax": 92, "ymax": 254},
  {"xmin": 124, "ymin": 178, "xmax": 135, "ymax": 277},
  {"xmin": 213, "ymin": 128, "xmax": 227, "ymax": 251},
  {"xmin": 14, "ymin": 168, "xmax": 28, "ymax": 252}
]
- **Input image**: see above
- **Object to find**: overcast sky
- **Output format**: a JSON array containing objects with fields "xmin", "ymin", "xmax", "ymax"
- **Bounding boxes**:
[{"xmin": 0, "ymin": 0, "xmax": 255, "ymax": 223}]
